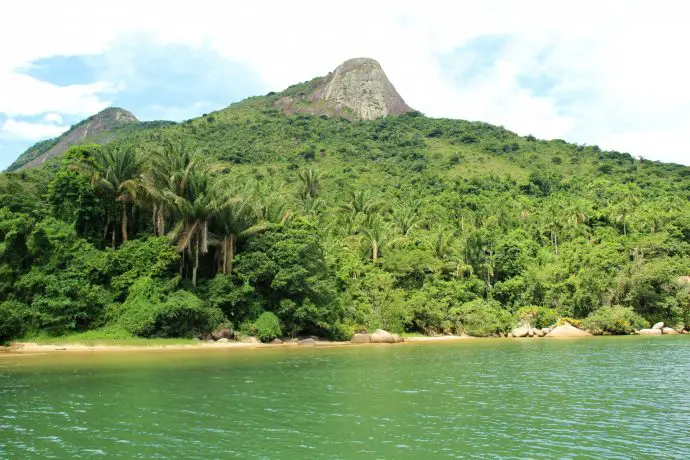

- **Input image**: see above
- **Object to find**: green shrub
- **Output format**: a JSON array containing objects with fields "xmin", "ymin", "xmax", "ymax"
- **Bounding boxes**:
[
  {"xmin": 254, "ymin": 312, "xmax": 282, "ymax": 342},
  {"xmin": 0, "ymin": 301, "xmax": 34, "ymax": 343},
  {"xmin": 557, "ymin": 317, "xmax": 583, "ymax": 329},
  {"xmin": 582, "ymin": 306, "xmax": 649, "ymax": 335},
  {"xmin": 449, "ymin": 299, "xmax": 512, "ymax": 337},
  {"xmin": 114, "ymin": 278, "xmax": 224, "ymax": 337},
  {"xmin": 515, "ymin": 306, "xmax": 559, "ymax": 328}
]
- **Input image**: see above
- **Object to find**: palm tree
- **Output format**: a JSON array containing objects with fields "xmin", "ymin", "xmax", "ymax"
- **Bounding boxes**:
[
  {"xmin": 165, "ymin": 168, "xmax": 215, "ymax": 287},
  {"xmin": 141, "ymin": 141, "xmax": 198, "ymax": 236},
  {"xmin": 362, "ymin": 213, "xmax": 390, "ymax": 261},
  {"xmin": 76, "ymin": 144, "xmax": 142, "ymax": 246},
  {"xmin": 393, "ymin": 207, "xmax": 421, "ymax": 236},
  {"xmin": 249, "ymin": 177, "xmax": 292, "ymax": 224},
  {"xmin": 543, "ymin": 201, "xmax": 564, "ymax": 255},
  {"xmin": 212, "ymin": 197, "xmax": 260, "ymax": 275},
  {"xmin": 297, "ymin": 168, "xmax": 321, "ymax": 199},
  {"xmin": 426, "ymin": 228, "xmax": 455, "ymax": 260}
]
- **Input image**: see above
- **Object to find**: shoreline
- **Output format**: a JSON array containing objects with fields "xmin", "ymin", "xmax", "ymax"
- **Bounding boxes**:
[
  {"xmin": 4, "ymin": 333, "xmax": 685, "ymax": 354},
  {"xmin": 3, "ymin": 335, "xmax": 477, "ymax": 353}
]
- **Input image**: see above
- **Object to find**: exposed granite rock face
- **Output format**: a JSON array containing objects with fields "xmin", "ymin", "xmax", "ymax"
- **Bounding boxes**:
[
  {"xmin": 276, "ymin": 58, "xmax": 412, "ymax": 120},
  {"xmin": 17, "ymin": 108, "xmax": 138, "ymax": 170}
]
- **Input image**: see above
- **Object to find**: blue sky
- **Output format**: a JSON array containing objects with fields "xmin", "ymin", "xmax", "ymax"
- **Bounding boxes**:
[
  {"xmin": 1, "ymin": 0, "xmax": 689, "ymax": 170},
  {"xmin": 0, "ymin": 39, "xmax": 267, "ymax": 169}
]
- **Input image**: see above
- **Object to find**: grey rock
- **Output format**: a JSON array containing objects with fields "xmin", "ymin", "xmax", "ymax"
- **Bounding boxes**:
[
  {"xmin": 211, "ymin": 327, "xmax": 233, "ymax": 341},
  {"xmin": 638, "ymin": 328, "xmax": 662, "ymax": 335},
  {"xmin": 275, "ymin": 58, "xmax": 412, "ymax": 120},
  {"xmin": 217, "ymin": 338, "xmax": 229, "ymax": 343},
  {"xmin": 662, "ymin": 327, "xmax": 679, "ymax": 335},
  {"xmin": 299, "ymin": 338, "xmax": 316, "ymax": 345},
  {"xmin": 351, "ymin": 334, "xmax": 371, "ymax": 344},
  {"xmin": 241, "ymin": 336, "xmax": 261, "ymax": 344},
  {"xmin": 651, "ymin": 322, "xmax": 664, "ymax": 330},
  {"xmin": 271, "ymin": 338, "xmax": 283, "ymax": 344},
  {"xmin": 512, "ymin": 327, "xmax": 530, "ymax": 338},
  {"xmin": 545, "ymin": 324, "xmax": 592, "ymax": 338},
  {"xmin": 370, "ymin": 329, "xmax": 395, "ymax": 343}
]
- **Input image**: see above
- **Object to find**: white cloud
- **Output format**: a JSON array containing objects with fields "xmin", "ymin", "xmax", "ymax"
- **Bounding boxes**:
[
  {"xmin": 0, "ymin": 119, "xmax": 67, "ymax": 141},
  {"xmin": 0, "ymin": 0, "xmax": 689, "ymax": 164},
  {"xmin": 43, "ymin": 113, "xmax": 63, "ymax": 124}
]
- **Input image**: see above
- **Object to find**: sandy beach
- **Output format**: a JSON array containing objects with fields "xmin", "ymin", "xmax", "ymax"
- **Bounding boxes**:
[{"xmin": 3, "ymin": 335, "xmax": 476, "ymax": 353}]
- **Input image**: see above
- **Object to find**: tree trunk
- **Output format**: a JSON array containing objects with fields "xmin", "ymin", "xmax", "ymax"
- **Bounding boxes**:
[
  {"xmin": 152, "ymin": 204, "xmax": 158, "ymax": 236},
  {"xmin": 228, "ymin": 233, "xmax": 235, "ymax": 274},
  {"xmin": 111, "ymin": 229, "xmax": 116, "ymax": 249},
  {"xmin": 372, "ymin": 239, "xmax": 379, "ymax": 261},
  {"xmin": 121, "ymin": 205, "xmax": 128, "ymax": 242},
  {"xmin": 159, "ymin": 208, "xmax": 165, "ymax": 235},
  {"xmin": 192, "ymin": 235, "xmax": 199, "ymax": 287},
  {"xmin": 104, "ymin": 217, "xmax": 110, "ymax": 241},
  {"xmin": 201, "ymin": 221, "xmax": 208, "ymax": 253},
  {"xmin": 623, "ymin": 221, "xmax": 627, "ymax": 236},
  {"xmin": 554, "ymin": 231, "xmax": 559, "ymax": 255}
]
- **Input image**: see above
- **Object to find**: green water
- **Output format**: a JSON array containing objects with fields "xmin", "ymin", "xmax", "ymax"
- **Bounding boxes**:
[{"xmin": 2, "ymin": 337, "xmax": 689, "ymax": 458}]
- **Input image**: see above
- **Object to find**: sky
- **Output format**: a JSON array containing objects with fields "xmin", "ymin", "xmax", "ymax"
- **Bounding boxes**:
[{"xmin": 1, "ymin": 0, "xmax": 689, "ymax": 170}]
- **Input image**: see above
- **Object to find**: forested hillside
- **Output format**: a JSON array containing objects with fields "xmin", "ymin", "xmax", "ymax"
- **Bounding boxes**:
[{"xmin": 2, "ymin": 81, "xmax": 690, "ymax": 343}]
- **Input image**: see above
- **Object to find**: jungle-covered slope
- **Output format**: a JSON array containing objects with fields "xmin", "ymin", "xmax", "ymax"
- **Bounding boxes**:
[{"xmin": 2, "ymin": 63, "xmax": 689, "ymax": 343}]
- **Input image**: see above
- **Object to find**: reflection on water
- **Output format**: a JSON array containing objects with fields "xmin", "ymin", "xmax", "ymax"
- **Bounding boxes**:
[{"xmin": 2, "ymin": 337, "xmax": 689, "ymax": 458}]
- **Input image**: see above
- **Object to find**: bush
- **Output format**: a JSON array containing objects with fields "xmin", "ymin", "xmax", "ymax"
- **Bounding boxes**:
[
  {"xmin": 557, "ymin": 317, "xmax": 583, "ymax": 329},
  {"xmin": 254, "ymin": 312, "xmax": 282, "ymax": 342},
  {"xmin": 115, "ymin": 278, "xmax": 224, "ymax": 337},
  {"xmin": 582, "ymin": 306, "xmax": 649, "ymax": 335},
  {"xmin": 515, "ymin": 306, "xmax": 559, "ymax": 328},
  {"xmin": 0, "ymin": 301, "xmax": 34, "ymax": 343},
  {"xmin": 449, "ymin": 299, "xmax": 512, "ymax": 337}
]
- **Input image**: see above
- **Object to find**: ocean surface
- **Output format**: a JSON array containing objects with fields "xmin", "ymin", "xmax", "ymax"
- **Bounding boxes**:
[{"xmin": 2, "ymin": 336, "xmax": 689, "ymax": 458}]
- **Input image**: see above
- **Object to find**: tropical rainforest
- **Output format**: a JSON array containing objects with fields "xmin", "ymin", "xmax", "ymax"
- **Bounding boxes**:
[{"xmin": 2, "ymin": 87, "xmax": 690, "ymax": 343}]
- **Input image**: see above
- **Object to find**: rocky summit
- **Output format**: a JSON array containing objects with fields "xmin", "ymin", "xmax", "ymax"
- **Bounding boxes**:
[
  {"xmin": 275, "ymin": 57, "xmax": 412, "ymax": 120},
  {"xmin": 9, "ymin": 107, "xmax": 138, "ymax": 171}
]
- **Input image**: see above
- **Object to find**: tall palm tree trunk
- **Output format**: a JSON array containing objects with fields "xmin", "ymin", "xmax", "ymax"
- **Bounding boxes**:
[
  {"xmin": 372, "ymin": 239, "xmax": 379, "ymax": 261},
  {"xmin": 157, "ymin": 207, "xmax": 165, "ymax": 235},
  {"xmin": 121, "ymin": 205, "xmax": 128, "ymax": 242},
  {"xmin": 152, "ymin": 204, "xmax": 158, "ymax": 236},
  {"xmin": 228, "ymin": 234, "xmax": 235, "ymax": 274},
  {"xmin": 193, "ymin": 235, "xmax": 199, "ymax": 287}
]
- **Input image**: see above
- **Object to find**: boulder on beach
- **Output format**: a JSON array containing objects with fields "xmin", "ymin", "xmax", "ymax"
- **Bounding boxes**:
[
  {"xmin": 370, "ymin": 329, "xmax": 395, "ymax": 343},
  {"xmin": 299, "ymin": 338, "xmax": 316, "ymax": 345},
  {"xmin": 638, "ymin": 328, "xmax": 662, "ymax": 335},
  {"xmin": 351, "ymin": 333, "xmax": 371, "ymax": 343},
  {"xmin": 391, "ymin": 334, "xmax": 404, "ymax": 343},
  {"xmin": 545, "ymin": 324, "xmax": 591, "ymax": 338},
  {"xmin": 271, "ymin": 338, "xmax": 283, "ymax": 344},
  {"xmin": 541, "ymin": 327, "xmax": 552, "ymax": 334},
  {"xmin": 651, "ymin": 322, "xmax": 664, "ymax": 330},
  {"xmin": 241, "ymin": 336, "xmax": 261, "ymax": 344},
  {"xmin": 661, "ymin": 327, "xmax": 679, "ymax": 335},
  {"xmin": 211, "ymin": 327, "xmax": 234, "ymax": 341},
  {"xmin": 534, "ymin": 328, "xmax": 545, "ymax": 337},
  {"xmin": 217, "ymin": 338, "xmax": 229, "ymax": 343},
  {"xmin": 512, "ymin": 327, "xmax": 530, "ymax": 338}
]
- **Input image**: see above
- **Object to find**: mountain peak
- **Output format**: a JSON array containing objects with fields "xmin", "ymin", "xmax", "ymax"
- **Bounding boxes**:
[
  {"xmin": 275, "ymin": 57, "xmax": 412, "ymax": 120},
  {"xmin": 8, "ymin": 107, "xmax": 138, "ymax": 171}
]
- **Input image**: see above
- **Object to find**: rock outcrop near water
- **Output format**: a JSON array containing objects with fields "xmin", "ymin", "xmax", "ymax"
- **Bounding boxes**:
[
  {"xmin": 546, "ymin": 324, "xmax": 592, "ymax": 338},
  {"xmin": 351, "ymin": 329, "xmax": 404, "ymax": 344},
  {"xmin": 276, "ymin": 58, "xmax": 412, "ymax": 120}
]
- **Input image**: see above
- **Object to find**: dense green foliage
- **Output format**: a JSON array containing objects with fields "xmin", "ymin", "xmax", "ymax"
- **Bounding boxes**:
[
  {"xmin": 2, "ymin": 87, "xmax": 690, "ymax": 342},
  {"xmin": 253, "ymin": 312, "xmax": 282, "ymax": 342}
]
